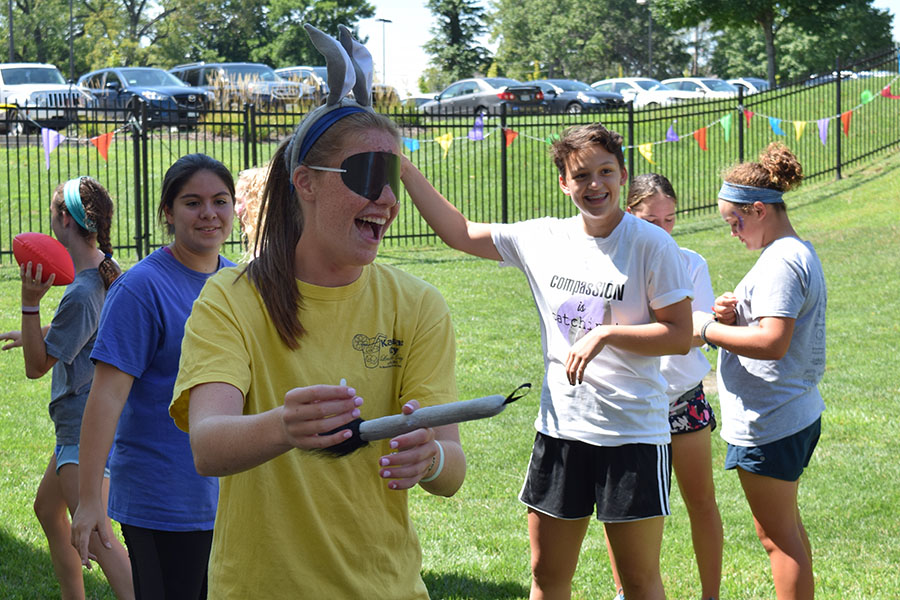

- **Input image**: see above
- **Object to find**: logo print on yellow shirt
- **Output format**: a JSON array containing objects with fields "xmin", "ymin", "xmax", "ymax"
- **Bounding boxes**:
[{"xmin": 352, "ymin": 333, "xmax": 404, "ymax": 368}]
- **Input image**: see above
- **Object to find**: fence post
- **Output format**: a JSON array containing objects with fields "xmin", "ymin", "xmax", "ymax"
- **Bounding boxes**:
[
  {"xmin": 737, "ymin": 86, "xmax": 745, "ymax": 164},
  {"xmin": 243, "ymin": 103, "xmax": 251, "ymax": 171},
  {"xmin": 500, "ymin": 103, "xmax": 509, "ymax": 223},
  {"xmin": 140, "ymin": 100, "xmax": 151, "ymax": 257},
  {"xmin": 627, "ymin": 101, "xmax": 635, "ymax": 183},
  {"xmin": 250, "ymin": 103, "xmax": 258, "ymax": 167},
  {"xmin": 835, "ymin": 57, "xmax": 842, "ymax": 181},
  {"xmin": 131, "ymin": 99, "xmax": 144, "ymax": 260}
]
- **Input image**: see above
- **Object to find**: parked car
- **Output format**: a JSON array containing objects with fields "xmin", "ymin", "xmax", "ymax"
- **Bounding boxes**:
[
  {"xmin": 421, "ymin": 77, "xmax": 546, "ymax": 116},
  {"xmin": 531, "ymin": 79, "xmax": 624, "ymax": 113},
  {"xmin": 78, "ymin": 67, "xmax": 212, "ymax": 127},
  {"xmin": 169, "ymin": 62, "xmax": 301, "ymax": 108},
  {"xmin": 590, "ymin": 77, "xmax": 694, "ymax": 109},
  {"xmin": 727, "ymin": 77, "xmax": 770, "ymax": 95},
  {"xmin": 804, "ymin": 70, "xmax": 858, "ymax": 87},
  {"xmin": 661, "ymin": 77, "xmax": 739, "ymax": 99},
  {"xmin": 274, "ymin": 65, "xmax": 328, "ymax": 102},
  {"xmin": 401, "ymin": 94, "xmax": 436, "ymax": 111},
  {"xmin": 0, "ymin": 62, "xmax": 93, "ymax": 133}
]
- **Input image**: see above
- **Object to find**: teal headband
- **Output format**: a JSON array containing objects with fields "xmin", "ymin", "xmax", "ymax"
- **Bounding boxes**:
[
  {"xmin": 718, "ymin": 181, "xmax": 784, "ymax": 204},
  {"xmin": 63, "ymin": 177, "xmax": 95, "ymax": 232}
]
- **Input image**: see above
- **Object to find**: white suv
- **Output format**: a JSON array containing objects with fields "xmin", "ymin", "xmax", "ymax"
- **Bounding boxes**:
[
  {"xmin": 591, "ymin": 77, "xmax": 695, "ymax": 109},
  {"xmin": 0, "ymin": 63, "xmax": 92, "ymax": 133},
  {"xmin": 661, "ymin": 77, "xmax": 739, "ymax": 99}
]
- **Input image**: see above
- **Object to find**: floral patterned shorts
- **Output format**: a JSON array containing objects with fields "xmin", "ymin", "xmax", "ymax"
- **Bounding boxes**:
[{"xmin": 669, "ymin": 383, "xmax": 716, "ymax": 435}]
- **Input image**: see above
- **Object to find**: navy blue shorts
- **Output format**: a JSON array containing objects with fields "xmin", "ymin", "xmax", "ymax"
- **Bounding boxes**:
[
  {"xmin": 520, "ymin": 432, "xmax": 671, "ymax": 523},
  {"xmin": 725, "ymin": 417, "xmax": 821, "ymax": 482}
]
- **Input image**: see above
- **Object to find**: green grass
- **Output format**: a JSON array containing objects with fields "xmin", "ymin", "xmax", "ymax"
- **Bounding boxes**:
[{"xmin": 1, "ymin": 149, "xmax": 899, "ymax": 598}]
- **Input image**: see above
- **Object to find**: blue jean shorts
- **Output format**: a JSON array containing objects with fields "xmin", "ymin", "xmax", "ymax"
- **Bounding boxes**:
[
  {"xmin": 724, "ymin": 417, "xmax": 821, "ymax": 482},
  {"xmin": 55, "ymin": 444, "xmax": 111, "ymax": 478}
]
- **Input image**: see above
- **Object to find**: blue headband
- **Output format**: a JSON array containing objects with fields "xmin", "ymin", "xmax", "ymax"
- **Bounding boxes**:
[
  {"xmin": 718, "ymin": 181, "xmax": 784, "ymax": 204},
  {"xmin": 63, "ymin": 177, "xmax": 96, "ymax": 232},
  {"xmin": 285, "ymin": 105, "xmax": 367, "ymax": 175}
]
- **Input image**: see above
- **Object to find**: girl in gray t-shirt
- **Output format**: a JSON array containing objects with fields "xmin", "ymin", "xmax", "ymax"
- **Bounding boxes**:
[
  {"xmin": 0, "ymin": 177, "xmax": 132, "ymax": 598},
  {"xmin": 693, "ymin": 142, "xmax": 826, "ymax": 600}
]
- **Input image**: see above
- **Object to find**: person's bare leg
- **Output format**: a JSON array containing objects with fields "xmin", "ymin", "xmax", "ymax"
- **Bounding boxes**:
[
  {"xmin": 672, "ymin": 428, "xmax": 722, "ymax": 598},
  {"xmin": 527, "ymin": 508, "xmax": 590, "ymax": 600},
  {"xmin": 604, "ymin": 517, "xmax": 666, "ymax": 600},
  {"xmin": 34, "ymin": 455, "xmax": 85, "ymax": 600},
  {"xmin": 737, "ymin": 468, "xmax": 813, "ymax": 600},
  {"xmin": 57, "ymin": 463, "xmax": 134, "ymax": 599},
  {"xmin": 603, "ymin": 531, "xmax": 624, "ymax": 598}
]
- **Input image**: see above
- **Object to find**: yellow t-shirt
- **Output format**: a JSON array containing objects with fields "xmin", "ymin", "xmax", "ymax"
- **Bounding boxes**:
[{"xmin": 171, "ymin": 263, "xmax": 457, "ymax": 599}]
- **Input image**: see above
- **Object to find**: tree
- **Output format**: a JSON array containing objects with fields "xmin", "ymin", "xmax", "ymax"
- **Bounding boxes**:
[
  {"xmin": 423, "ymin": 0, "xmax": 492, "ymax": 91},
  {"xmin": 709, "ymin": 3, "xmax": 892, "ymax": 84},
  {"xmin": 150, "ymin": 0, "xmax": 374, "ymax": 68},
  {"xmin": 489, "ymin": 0, "xmax": 689, "ymax": 83},
  {"xmin": 3, "ymin": 0, "xmax": 72, "ymax": 69},
  {"xmin": 651, "ymin": 0, "xmax": 851, "ymax": 87}
]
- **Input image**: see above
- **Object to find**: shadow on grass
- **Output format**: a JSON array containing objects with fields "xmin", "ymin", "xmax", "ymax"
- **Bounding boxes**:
[
  {"xmin": 423, "ymin": 570, "xmax": 528, "ymax": 600},
  {"xmin": 0, "ymin": 527, "xmax": 116, "ymax": 599}
]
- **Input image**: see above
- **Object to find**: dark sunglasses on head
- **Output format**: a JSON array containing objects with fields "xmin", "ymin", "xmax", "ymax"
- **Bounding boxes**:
[{"xmin": 306, "ymin": 151, "xmax": 401, "ymax": 202}]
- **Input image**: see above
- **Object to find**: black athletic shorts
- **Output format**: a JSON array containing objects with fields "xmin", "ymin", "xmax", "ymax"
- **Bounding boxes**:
[{"xmin": 520, "ymin": 431, "xmax": 672, "ymax": 522}]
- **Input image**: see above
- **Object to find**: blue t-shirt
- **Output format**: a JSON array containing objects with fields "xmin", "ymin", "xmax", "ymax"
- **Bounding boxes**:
[
  {"xmin": 44, "ymin": 268, "xmax": 106, "ymax": 445},
  {"xmin": 92, "ymin": 248, "xmax": 234, "ymax": 531}
]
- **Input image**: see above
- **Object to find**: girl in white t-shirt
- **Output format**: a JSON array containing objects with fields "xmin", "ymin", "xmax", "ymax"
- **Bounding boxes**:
[{"xmin": 610, "ymin": 173, "xmax": 723, "ymax": 600}]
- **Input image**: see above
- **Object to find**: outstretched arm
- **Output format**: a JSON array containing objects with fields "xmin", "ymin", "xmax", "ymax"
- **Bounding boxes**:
[
  {"xmin": 401, "ymin": 156, "xmax": 502, "ymax": 261},
  {"xmin": 187, "ymin": 382, "xmax": 363, "ymax": 477}
]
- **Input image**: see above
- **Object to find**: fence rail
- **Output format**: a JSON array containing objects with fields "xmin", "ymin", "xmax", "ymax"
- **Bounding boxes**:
[{"xmin": 3, "ymin": 47, "xmax": 899, "ymax": 262}]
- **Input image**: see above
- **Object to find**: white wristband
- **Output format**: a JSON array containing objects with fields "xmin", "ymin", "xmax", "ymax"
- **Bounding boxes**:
[{"xmin": 420, "ymin": 440, "xmax": 445, "ymax": 483}]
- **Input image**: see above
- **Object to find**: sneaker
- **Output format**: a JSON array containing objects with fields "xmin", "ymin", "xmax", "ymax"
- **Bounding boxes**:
[{"xmin": 613, "ymin": 590, "xmax": 625, "ymax": 600}]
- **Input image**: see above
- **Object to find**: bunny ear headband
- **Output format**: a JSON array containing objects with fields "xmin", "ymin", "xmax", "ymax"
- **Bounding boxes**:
[{"xmin": 284, "ymin": 24, "xmax": 375, "ymax": 176}]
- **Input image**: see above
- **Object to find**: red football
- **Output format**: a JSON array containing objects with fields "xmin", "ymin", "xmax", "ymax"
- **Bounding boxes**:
[{"xmin": 12, "ymin": 232, "xmax": 75, "ymax": 286}]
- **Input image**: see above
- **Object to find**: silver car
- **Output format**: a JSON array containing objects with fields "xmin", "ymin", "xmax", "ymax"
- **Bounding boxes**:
[{"xmin": 421, "ymin": 77, "xmax": 546, "ymax": 116}]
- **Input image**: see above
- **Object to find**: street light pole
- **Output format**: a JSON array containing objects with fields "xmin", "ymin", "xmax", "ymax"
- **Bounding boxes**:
[
  {"xmin": 8, "ymin": 0, "xmax": 13, "ymax": 61},
  {"xmin": 636, "ymin": 0, "xmax": 652, "ymax": 77},
  {"xmin": 68, "ymin": 0, "xmax": 74, "ymax": 80},
  {"xmin": 375, "ymin": 18, "xmax": 392, "ymax": 84}
]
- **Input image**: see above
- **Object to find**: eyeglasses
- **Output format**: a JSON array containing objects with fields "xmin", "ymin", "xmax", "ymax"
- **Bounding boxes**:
[{"xmin": 306, "ymin": 151, "xmax": 401, "ymax": 202}]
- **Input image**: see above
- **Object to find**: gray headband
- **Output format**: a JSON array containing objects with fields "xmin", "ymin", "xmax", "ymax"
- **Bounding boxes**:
[
  {"xmin": 718, "ymin": 181, "xmax": 784, "ymax": 204},
  {"xmin": 284, "ymin": 24, "xmax": 375, "ymax": 177}
]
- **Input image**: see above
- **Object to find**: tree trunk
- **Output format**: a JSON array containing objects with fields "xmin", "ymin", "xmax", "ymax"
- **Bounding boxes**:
[{"xmin": 759, "ymin": 14, "xmax": 777, "ymax": 88}]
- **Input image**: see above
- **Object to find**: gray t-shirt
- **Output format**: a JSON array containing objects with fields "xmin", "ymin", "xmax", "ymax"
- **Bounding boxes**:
[
  {"xmin": 44, "ymin": 268, "xmax": 106, "ymax": 445},
  {"xmin": 717, "ymin": 236, "xmax": 827, "ymax": 446}
]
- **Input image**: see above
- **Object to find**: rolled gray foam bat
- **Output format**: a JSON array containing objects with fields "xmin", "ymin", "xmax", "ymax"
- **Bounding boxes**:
[{"xmin": 315, "ymin": 383, "xmax": 531, "ymax": 457}]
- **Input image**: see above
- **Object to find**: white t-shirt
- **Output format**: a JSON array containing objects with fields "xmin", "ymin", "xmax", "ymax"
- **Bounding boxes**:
[
  {"xmin": 717, "ymin": 236, "xmax": 827, "ymax": 446},
  {"xmin": 492, "ymin": 213, "xmax": 693, "ymax": 446},
  {"xmin": 661, "ymin": 248, "xmax": 714, "ymax": 402}
]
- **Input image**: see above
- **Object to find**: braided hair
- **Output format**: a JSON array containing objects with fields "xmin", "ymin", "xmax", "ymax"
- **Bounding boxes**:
[{"xmin": 52, "ymin": 177, "xmax": 122, "ymax": 289}]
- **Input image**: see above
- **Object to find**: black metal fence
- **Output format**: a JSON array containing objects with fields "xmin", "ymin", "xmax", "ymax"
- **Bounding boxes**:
[{"xmin": 3, "ymin": 47, "xmax": 899, "ymax": 262}]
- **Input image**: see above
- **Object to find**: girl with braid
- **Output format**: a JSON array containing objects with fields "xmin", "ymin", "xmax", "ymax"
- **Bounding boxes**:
[{"xmin": 1, "ymin": 177, "xmax": 134, "ymax": 599}]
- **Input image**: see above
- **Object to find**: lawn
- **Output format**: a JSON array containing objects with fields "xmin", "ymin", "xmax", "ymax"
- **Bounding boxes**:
[{"xmin": 0, "ymin": 148, "xmax": 898, "ymax": 598}]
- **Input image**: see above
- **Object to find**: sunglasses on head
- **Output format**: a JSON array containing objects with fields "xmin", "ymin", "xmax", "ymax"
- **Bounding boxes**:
[{"xmin": 306, "ymin": 151, "xmax": 401, "ymax": 202}]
